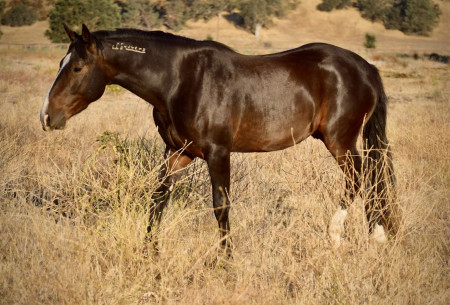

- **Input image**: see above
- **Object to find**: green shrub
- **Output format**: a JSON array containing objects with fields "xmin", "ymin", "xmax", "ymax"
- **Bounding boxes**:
[
  {"xmin": 317, "ymin": 0, "xmax": 352, "ymax": 11},
  {"xmin": 364, "ymin": 33, "xmax": 376, "ymax": 48},
  {"xmin": 1, "ymin": 3, "xmax": 38, "ymax": 27}
]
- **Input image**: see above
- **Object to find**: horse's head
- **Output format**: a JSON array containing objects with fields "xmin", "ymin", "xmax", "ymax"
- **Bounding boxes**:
[{"xmin": 40, "ymin": 24, "xmax": 108, "ymax": 131}]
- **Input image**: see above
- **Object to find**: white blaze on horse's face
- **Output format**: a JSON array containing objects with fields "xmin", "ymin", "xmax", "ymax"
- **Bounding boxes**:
[{"xmin": 40, "ymin": 52, "xmax": 72, "ymax": 131}]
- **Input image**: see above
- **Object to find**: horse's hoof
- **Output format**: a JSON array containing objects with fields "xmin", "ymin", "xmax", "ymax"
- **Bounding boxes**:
[
  {"xmin": 328, "ymin": 207, "xmax": 348, "ymax": 248},
  {"xmin": 370, "ymin": 223, "xmax": 387, "ymax": 244}
]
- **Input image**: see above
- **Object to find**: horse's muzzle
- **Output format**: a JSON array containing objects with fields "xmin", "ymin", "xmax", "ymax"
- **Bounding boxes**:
[{"xmin": 40, "ymin": 112, "xmax": 65, "ymax": 131}]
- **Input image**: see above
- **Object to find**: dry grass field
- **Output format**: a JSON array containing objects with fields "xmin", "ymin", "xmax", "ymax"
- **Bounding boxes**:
[{"xmin": 0, "ymin": 43, "xmax": 448, "ymax": 305}]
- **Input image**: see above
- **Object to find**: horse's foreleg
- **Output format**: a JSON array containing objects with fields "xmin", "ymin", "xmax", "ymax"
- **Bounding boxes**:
[
  {"xmin": 147, "ymin": 146, "xmax": 193, "ymax": 236},
  {"xmin": 206, "ymin": 145, "xmax": 232, "ymax": 257}
]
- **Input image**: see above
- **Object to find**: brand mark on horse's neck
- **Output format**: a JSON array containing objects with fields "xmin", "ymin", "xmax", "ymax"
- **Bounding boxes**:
[{"xmin": 112, "ymin": 42, "xmax": 146, "ymax": 54}]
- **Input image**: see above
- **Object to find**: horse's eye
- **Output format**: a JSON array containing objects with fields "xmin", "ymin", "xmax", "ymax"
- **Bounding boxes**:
[{"xmin": 73, "ymin": 67, "xmax": 82, "ymax": 73}]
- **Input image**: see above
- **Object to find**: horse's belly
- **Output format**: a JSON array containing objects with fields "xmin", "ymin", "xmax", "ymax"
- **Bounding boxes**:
[
  {"xmin": 229, "ymin": 78, "xmax": 318, "ymax": 152},
  {"xmin": 231, "ymin": 116, "xmax": 314, "ymax": 152}
]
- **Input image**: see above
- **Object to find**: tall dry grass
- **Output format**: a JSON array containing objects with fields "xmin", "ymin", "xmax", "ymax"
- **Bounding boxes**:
[{"xmin": 0, "ymin": 48, "xmax": 449, "ymax": 304}]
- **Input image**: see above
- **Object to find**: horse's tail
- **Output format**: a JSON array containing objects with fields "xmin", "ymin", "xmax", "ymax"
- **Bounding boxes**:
[{"xmin": 362, "ymin": 70, "xmax": 399, "ymax": 235}]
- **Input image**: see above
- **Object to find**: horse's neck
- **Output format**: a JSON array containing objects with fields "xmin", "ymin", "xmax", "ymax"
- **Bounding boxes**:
[{"xmin": 103, "ymin": 38, "xmax": 177, "ymax": 111}]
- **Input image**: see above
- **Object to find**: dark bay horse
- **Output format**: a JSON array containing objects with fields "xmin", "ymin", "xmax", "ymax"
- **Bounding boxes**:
[{"xmin": 40, "ymin": 24, "xmax": 396, "ymax": 253}]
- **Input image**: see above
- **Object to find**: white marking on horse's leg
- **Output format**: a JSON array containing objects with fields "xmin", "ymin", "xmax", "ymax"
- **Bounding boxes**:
[
  {"xmin": 40, "ymin": 53, "xmax": 72, "ymax": 128},
  {"xmin": 370, "ymin": 223, "xmax": 387, "ymax": 244},
  {"xmin": 328, "ymin": 207, "xmax": 347, "ymax": 248}
]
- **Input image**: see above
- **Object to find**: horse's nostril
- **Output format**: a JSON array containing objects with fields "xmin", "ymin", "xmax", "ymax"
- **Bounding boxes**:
[{"xmin": 41, "ymin": 113, "xmax": 51, "ymax": 131}]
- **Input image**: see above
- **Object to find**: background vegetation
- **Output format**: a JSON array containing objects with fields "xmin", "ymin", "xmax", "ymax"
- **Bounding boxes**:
[
  {"xmin": 383, "ymin": 0, "xmax": 441, "ymax": 35},
  {"xmin": 317, "ymin": 0, "xmax": 441, "ymax": 36},
  {"xmin": 0, "ymin": 0, "xmax": 443, "ymax": 41},
  {"xmin": 45, "ymin": 0, "xmax": 121, "ymax": 42}
]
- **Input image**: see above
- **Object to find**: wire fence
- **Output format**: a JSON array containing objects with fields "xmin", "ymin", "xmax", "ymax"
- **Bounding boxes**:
[
  {"xmin": 0, "ymin": 42, "xmax": 68, "ymax": 52},
  {"xmin": 0, "ymin": 41, "xmax": 446, "ymax": 59},
  {"xmin": 0, "ymin": 41, "xmax": 390, "ymax": 56}
]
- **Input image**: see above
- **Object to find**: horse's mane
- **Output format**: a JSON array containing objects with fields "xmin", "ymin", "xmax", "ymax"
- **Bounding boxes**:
[{"xmin": 93, "ymin": 28, "xmax": 234, "ymax": 52}]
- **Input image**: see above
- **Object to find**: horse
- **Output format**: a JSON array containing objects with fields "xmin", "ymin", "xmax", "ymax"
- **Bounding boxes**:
[{"xmin": 40, "ymin": 24, "xmax": 397, "ymax": 254}]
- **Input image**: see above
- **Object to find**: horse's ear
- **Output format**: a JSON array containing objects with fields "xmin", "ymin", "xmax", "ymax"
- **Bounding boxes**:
[
  {"xmin": 81, "ymin": 24, "xmax": 92, "ymax": 45},
  {"xmin": 81, "ymin": 24, "xmax": 100, "ymax": 53},
  {"xmin": 63, "ymin": 23, "xmax": 76, "ymax": 42},
  {"xmin": 81, "ymin": 23, "xmax": 92, "ymax": 45}
]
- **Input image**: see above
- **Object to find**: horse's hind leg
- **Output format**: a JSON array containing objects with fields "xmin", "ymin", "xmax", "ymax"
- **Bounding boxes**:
[
  {"xmin": 147, "ymin": 146, "xmax": 193, "ymax": 237},
  {"xmin": 324, "ymin": 136, "xmax": 389, "ymax": 246},
  {"xmin": 323, "ymin": 140, "xmax": 362, "ymax": 247}
]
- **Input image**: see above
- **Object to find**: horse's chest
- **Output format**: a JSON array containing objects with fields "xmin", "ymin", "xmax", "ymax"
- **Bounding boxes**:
[{"xmin": 153, "ymin": 110, "xmax": 205, "ymax": 158}]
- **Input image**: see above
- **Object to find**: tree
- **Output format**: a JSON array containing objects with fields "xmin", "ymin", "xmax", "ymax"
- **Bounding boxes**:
[
  {"xmin": 399, "ymin": 0, "xmax": 440, "ymax": 35},
  {"xmin": 117, "ymin": 0, "xmax": 233, "ymax": 32},
  {"xmin": 118, "ymin": 0, "xmax": 163, "ymax": 29},
  {"xmin": 1, "ymin": 3, "xmax": 38, "ymax": 26},
  {"xmin": 0, "ymin": 0, "xmax": 5, "ymax": 15},
  {"xmin": 317, "ymin": 0, "xmax": 441, "ymax": 36},
  {"xmin": 238, "ymin": 0, "xmax": 299, "ymax": 37},
  {"xmin": 383, "ymin": 1, "xmax": 403, "ymax": 30},
  {"xmin": 189, "ymin": 0, "xmax": 237, "ymax": 39},
  {"xmin": 357, "ymin": 0, "xmax": 389, "ymax": 22},
  {"xmin": 189, "ymin": 0, "xmax": 235, "ymax": 21},
  {"xmin": 384, "ymin": 0, "xmax": 441, "ymax": 36},
  {"xmin": 8, "ymin": 0, "xmax": 52, "ymax": 20},
  {"xmin": 0, "ymin": 0, "xmax": 5, "ymax": 38},
  {"xmin": 160, "ymin": 0, "xmax": 192, "ymax": 30},
  {"xmin": 46, "ymin": 0, "xmax": 121, "ymax": 42}
]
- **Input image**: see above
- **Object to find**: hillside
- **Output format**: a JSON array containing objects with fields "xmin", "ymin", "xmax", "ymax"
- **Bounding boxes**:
[
  {"xmin": 1, "ymin": 0, "xmax": 449, "ymax": 53},
  {"xmin": 183, "ymin": 0, "xmax": 450, "ymax": 53}
]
